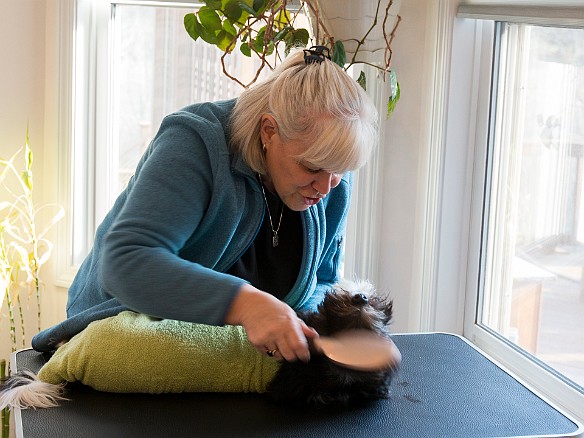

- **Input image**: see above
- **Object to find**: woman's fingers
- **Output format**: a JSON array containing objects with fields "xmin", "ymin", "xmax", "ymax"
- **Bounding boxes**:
[{"xmin": 266, "ymin": 318, "xmax": 311, "ymax": 362}]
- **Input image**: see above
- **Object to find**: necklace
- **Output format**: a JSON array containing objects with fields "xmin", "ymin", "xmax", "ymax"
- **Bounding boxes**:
[{"xmin": 258, "ymin": 174, "xmax": 284, "ymax": 247}]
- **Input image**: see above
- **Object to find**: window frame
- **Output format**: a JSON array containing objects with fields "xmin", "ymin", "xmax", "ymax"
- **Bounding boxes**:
[
  {"xmin": 55, "ymin": 0, "xmax": 113, "ymax": 284},
  {"xmin": 451, "ymin": 6, "xmax": 584, "ymax": 423},
  {"xmin": 57, "ymin": 0, "xmax": 219, "ymax": 284},
  {"xmin": 55, "ymin": 0, "xmax": 78, "ymax": 287}
]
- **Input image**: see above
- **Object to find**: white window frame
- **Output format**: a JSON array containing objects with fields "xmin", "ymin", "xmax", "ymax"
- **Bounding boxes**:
[
  {"xmin": 431, "ymin": 1, "xmax": 584, "ymax": 423},
  {"xmin": 55, "ymin": 0, "xmax": 78, "ymax": 287},
  {"xmin": 465, "ymin": 22, "xmax": 584, "ymax": 425},
  {"xmin": 57, "ymin": 0, "xmax": 247, "ymax": 280},
  {"xmin": 55, "ymin": 0, "xmax": 115, "ymax": 285}
]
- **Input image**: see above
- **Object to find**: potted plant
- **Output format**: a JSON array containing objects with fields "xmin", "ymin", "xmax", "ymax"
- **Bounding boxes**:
[
  {"xmin": 184, "ymin": 0, "xmax": 402, "ymax": 115},
  {"xmin": 0, "ymin": 130, "xmax": 64, "ymax": 437}
]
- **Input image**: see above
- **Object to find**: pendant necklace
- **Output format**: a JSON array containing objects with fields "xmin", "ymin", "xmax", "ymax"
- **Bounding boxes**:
[{"xmin": 258, "ymin": 174, "xmax": 284, "ymax": 247}]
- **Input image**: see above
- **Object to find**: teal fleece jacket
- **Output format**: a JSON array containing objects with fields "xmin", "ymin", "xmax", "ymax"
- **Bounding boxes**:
[{"xmin": 32, "ymin": 99, "xmax": 352, "ymax": 352}]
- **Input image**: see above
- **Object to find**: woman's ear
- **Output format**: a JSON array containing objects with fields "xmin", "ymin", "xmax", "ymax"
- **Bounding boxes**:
[{"xmin": 260, "ymin": 114, "xmax": 278, "ymax": 145}]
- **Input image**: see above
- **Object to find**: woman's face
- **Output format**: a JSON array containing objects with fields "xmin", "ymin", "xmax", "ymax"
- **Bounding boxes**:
[{"xmin": 261, "ymin": 115, "xmax": 343, "ymax": 211}]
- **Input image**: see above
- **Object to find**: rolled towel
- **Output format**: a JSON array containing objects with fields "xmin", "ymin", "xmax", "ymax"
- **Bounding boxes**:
[{"xmin": 38, "ymin": 311, "xmax": 281, "ymax": 394}]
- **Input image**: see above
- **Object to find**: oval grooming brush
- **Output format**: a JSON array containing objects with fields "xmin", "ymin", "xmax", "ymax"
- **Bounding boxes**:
[{"xmin": 313, "ymin": 330, "xmax": 401, "ymax": 371}]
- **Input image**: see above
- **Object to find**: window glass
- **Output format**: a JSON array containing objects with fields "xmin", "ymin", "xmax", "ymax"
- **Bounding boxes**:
[
  {"xmin": 480, "ymin": 22, "xmax": 584, "ymax": 390},
  {"xmin": 71, "ymin": 2, "xmax": 307, "ymax": 266},
  {"xmin": 110, "ymin": 4, "xmax": 265, "ymax": 199}
]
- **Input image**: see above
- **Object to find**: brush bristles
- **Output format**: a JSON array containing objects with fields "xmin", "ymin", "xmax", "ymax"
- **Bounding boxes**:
[{"xmin": 0, "ymin": 371, "xmax": 67, "ymax": 410}]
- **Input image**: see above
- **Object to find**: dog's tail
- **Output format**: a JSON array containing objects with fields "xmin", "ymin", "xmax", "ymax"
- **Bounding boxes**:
[{"xmin": 0, "ymin": 371, "xmax": 67, "ymax": 410}]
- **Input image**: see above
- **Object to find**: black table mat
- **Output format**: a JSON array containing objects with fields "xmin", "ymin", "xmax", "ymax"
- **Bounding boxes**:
[{"xmin": 12, "ymin": 333, "xmax": 583, "ymax": 437}]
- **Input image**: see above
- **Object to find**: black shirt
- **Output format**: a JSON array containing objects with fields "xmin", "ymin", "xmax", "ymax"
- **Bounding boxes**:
[{"xmin": 226, "ymin": 184, "xmax": 303, "ymax": 300}]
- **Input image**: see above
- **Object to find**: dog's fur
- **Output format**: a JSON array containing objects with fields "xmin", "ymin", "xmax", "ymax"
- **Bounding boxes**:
[
  {"xmin": 0, "ymin": 280, "xmax": 395, "ymax": 410},
  {"xmin": 267, "ymin": 279, "xmax": 395, "ymax": 406}
]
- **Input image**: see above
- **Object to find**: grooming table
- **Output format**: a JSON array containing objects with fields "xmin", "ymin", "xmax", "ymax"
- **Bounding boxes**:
[{"xmin": 10, "ymin": 333, "xmax": 583, "ymax": 438}]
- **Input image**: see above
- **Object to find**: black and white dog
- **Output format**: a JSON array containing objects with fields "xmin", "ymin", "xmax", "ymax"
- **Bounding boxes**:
[{"xmin": 268, "ymin": 280, "xmax": 396, "ymax": 405}]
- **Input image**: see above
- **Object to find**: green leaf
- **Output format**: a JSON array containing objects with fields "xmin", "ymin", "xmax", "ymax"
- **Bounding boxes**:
[
  {"xmin": 223, "ymin": 1, "xmax": 243, "ymax": 22},
  {"xmin": 332, "ymin": 40, "xmax": 346, "ymax": 67},
  {"xmin": 21, "ymin": 170, "xmax": 32, "ymax": 192},
  {"xmin": 222, "ymin": 18, "xmax": 237, "ymax": 36},
  {"xmin": 387, "ymin": 80, "xmax": 400, "ymax": 117},
  {"xmin": 198, "ymin": 24, "xmax": 219, "ymax": 45},
  {"xmin": 240, "ymin": 42, "xmax": 251, "ymax": 56},
  {"xmin": 184, "ymin": 13, "xmax": 200, "ymax": 41},
  {"xmin": 21, "ymin": 127, "xmax": 33, "ymax": 192},
  {"xmin": 195, "ymin": 8, "xmax": 221, "ymax": 45},
  {"xmin": 239, "ymin": 2, "xmax": 257, "ymax": 17},
  {"xmin": 284, "ymin": 33, "xmax": 295, "ymax": 54},
  {"xmin": 284, "ymin": 28, "xmax": 309, "ymax": 52},
  {"xmin": 274, "ymin": 25, "xmax": 291, "ymax": 42},
  {"xmin": 216, "ymin": 29, "xmax": 237, "ymax": 52},
  {"xmin": 198, "ymin": 7, "xmax": 222, "ymax": 32},
  {"xmin": 205, "ymin": 0, "xmax": 222, "ymax": 9},
  {"xmin": 253, "ymin": 0, "xmax": 267, "ymax": 13},
  {"xmin": 357, "ymin": 70, "xmax": 366, "ymax": 91},
  {"xmin": 389, "ymin": 70, "xmax": 399, "ymax": 101},
  {"xmin": 25, "ymin": 127, "xmax": 33, "ymax": 172},
  {"xmin": 253, "ymin": 28, "xmax": 266, "ymax": 52},
  {"xmin": 295, "ymin": 28, "xmax": 309, "ymax": 46},
  {"xmin": 274, "ymin": 9, "xmax": 291, "ymax": 30}
]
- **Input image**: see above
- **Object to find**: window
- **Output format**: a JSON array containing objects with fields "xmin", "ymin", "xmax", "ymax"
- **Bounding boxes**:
[
  {"xmin": 479, "ymin": 22, "xmax": 584, "ymax": 390},
  {"xmin": 60, "ymin": 0, "xmax": 379, "ymax": 284},
  {"xmin": 69, "ymin": 0, "xmax": 273, "ymax": 269},
  {"xmin": 454, "ymin": 4, "xmax": 584, "ymax": 422}
]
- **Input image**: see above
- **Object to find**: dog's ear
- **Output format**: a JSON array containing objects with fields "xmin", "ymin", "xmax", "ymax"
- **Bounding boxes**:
[
  {"xmin": 383, "ymin": 298, "xmax": 394, "ymax": 323},
  {"xmin": 369, "ymin": 295, "xmax": 394, "ymax": 325}
]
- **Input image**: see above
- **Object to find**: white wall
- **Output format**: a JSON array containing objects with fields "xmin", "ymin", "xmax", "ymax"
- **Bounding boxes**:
[
  {"xmin": 0, "ymin": 0, "xmax": 45, "ymax": 360},
  {"xmin": 377, "ymin": 0, "xmax": 479, "ymax": 335},
  {"xmin": 0, "ymin": 0, "xmax": 45, "ymax": 162},
  {"xmin": 41, "ymin": 1, "xmax": 70, "ymax": 331},
  {"xmin": 377, "ymin": 0, "xmax": 436, "ymax": 333},
  {"xmin": 0, "ymin": 0, "xmax": 66, "ymax": 363}
]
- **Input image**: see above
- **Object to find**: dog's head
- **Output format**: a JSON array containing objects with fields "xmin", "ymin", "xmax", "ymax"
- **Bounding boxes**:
[
  {"xmin": 267, "ymin": 280, "xmax": 396, "ymax": 407},
  {"xmin": 302, "ymin": 280, "xmax": 393, "ymax": 337}
]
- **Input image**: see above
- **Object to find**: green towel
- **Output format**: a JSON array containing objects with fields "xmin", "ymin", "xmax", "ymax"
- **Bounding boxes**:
[{"xmin": 38, "ymin": 311, "xmax": 281, "ymax": 394}]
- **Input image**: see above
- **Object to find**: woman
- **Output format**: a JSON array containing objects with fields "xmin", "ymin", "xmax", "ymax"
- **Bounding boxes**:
[{"xmin": 32, "ymin": 47, "xmax": 378, "ymax": 363}]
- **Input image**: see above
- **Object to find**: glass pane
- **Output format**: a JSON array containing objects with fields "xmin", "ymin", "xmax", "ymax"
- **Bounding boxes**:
[
  {"xmin": 110, "ymin": 4, "xmax": 269, "ymax": 197},
  {"xmin": 72, "ymin": 2, "xmax": 310, "ymax": 267},
  {"xmin": 481, "ymin": 23, "xmax": 584, "ymax": 390}
]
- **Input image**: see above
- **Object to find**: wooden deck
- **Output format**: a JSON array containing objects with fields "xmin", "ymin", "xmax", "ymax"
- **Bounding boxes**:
[{"xmin": 521, "ymin": 241, "xmax": 584, "ymax": 390}]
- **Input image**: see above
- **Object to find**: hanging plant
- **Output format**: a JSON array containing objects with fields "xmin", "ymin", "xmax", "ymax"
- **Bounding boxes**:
[{"xmin": 184, "ymin": 0, "xmax": 402, "ymax": 115}]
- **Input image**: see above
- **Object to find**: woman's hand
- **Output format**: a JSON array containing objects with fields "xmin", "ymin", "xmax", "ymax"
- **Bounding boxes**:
[{"xmin": 224, "ymin": 283, "xmax": 318, "ymax": 362}]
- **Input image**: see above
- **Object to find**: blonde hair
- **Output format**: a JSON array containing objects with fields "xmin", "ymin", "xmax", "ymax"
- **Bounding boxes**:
[{"xmin": 230, "ymin": 48, "xmax": 378, "ymax": 175}]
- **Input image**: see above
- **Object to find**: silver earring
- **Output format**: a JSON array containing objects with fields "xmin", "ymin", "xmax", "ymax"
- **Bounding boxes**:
[{"xmin": 262, "ymin": 143, "xmax": 267, "ymax": 152}]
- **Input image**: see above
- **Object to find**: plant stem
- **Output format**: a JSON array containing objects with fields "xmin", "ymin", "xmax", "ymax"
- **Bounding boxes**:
[
  {"xmin": 5, "ymin": 288, "xmax": 16, "ymax": 351},
  {"xmin": 36, "ymin": 279, "xmax": 41, "ymax": 333},
  {"xmin": 1, "ymin": 358, "xmax": 9, "ymax": 438},
  {"xmin": 16, "ymin": 293, "xmax": 25, "ymax": 349}
]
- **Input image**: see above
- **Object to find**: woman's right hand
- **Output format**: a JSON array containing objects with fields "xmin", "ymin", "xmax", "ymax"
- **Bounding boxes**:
[{"xmin": 224, "ymin": 283, "xmax": 318, "ymax": 363}]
